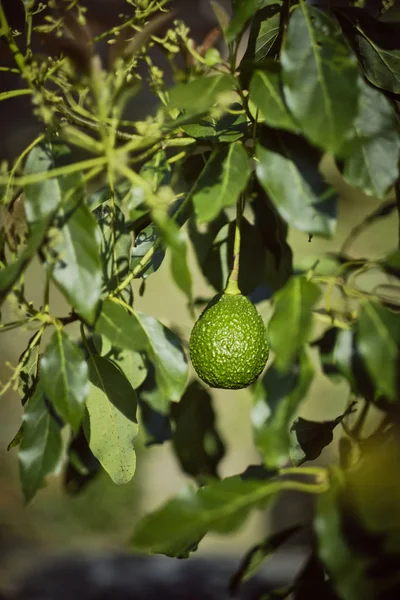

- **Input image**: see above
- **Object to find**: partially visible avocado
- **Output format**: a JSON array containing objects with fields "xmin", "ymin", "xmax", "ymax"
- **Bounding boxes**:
[{"xmin": 189, "ymin": 292, "xmax": 269, "ymax": 390}]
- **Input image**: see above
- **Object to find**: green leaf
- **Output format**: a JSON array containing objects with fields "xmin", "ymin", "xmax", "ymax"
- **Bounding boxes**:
[
  {"xmin": 170, "ymin": 380, "xmax": 225, "ymax": 480},
  {"xmin": 168, "ymin": 74, "xmax": 235, "ymax": 114},
  {"xmin": 281, "ymin": 3, "xmax": 359, "ymax": 153},
  {"xmin": 131, "ymin": 223, "xmax": 165, "ymax": 278},
  {"xmin": 192, "ymin": 142, "xmax": 251, "ymax": 224},
  {"xmin": 40, "ymin": 329, "xmax": 89, "ymax": 431},
  {"xmin": 18, "ymin": 384, "xmax": 63, "ymax": 502},
  {"xmin": 96, "ymin": 301, "xmax": 188, "ymax": 410},
  {"xmin": 252, "ymin": 351, "xmax": 314, "ymax": 469},
  {"xmin": 95, "ymin": 201, "xmax": 132, "ymax": 291},
  {"xmin": 290, "ymin": 403, "xmax": 356, "ymax": 466},
  {"xmin": 229, "ymin": 526, "xmax": 301, "ymax": 594},
  {"xmin": 24, "ymin": 143, "xmax": 80, "ymax": 223},
  {"xmin": 357, "ymin": 300, "xmax": 400, "ymax": 401},
  {"xmin": 336, "ymin": 8, "xmax": 400, "ymax": 95},
  {"xmin": 250, "ymin": 69, "xmax": 297, "ymax": 132},
  {"xmin": 137, "ymin": 364, "xmax": 173, "ymax": 445},
  {"xmin": 342, "ymin": 79, "xmax": 400, "ymax": 198},
  {"xmin": 380, "ymin": 249, "xmax": 400, "ymax": 279},
  {"xmin": 140, "ymin": 149, "xmax": 172, "ymax": 191},
  {"xmin": 241, "ymin": 3, "xmax": 283, "ymax": 66},
  {"xmin": 131, "ymin": 473, "xmax": 290, "ymax": 557},
  {"xmin": 182, "ymin": 106, "xmax": 247, "ymax": 142},
  {"xmin": 314, "ymin": 327, "xmax": 356, "ymax": 388},
  {"xmin": 110, "ymin": 349, "xmax": 147, "ymax": 391},
  {"xmin": 84, "ymin": 354, "xmax": 138, "ymax": 485},
  {"xmin": 45, "ymin": 201, "xmax": 102, "ymax": 324},
  {"xmin": 268, "ymin": 276, "xmax": 321, "ymax": 371},
  {"xmin": 226, "ymin": 0, "xmax": 279, "ymax": 43},
  {"xmin": 256, "ymin": 140, "xmax": 337, "ymax": 238},
  {"xmin": 0, "ymin": 220, "xmax": 48, "ymax": 303}
]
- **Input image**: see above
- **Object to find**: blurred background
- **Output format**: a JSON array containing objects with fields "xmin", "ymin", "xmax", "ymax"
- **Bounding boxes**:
[{"xmin": 0, "ymin": 0, "xmax": 399, "ymax": 596}]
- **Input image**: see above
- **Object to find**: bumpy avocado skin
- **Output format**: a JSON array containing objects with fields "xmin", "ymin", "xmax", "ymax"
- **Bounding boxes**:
[{"xmin": 189, "ymin": 293, "xmax": 269, "ymax": 390}]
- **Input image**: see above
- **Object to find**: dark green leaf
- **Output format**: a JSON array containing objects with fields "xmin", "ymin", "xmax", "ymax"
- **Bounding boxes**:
[
  {"xmin": 18, "ymin": 384, "xmax": 63, "ymax": 502},
  {"xmin": 290, "ymin": 402, "xmax": 357, "ymax": 466},
  {"xmin": 95, "ymin": 299, "xmax": 147, "ymax": 351},
  {"xmin": 170, "ymin": 380, "xmax": 225, "ymax": 480},
  {"xmin": 357, "ymin": 300, "xmax": 400, "ymax": 401},
  {"xmin": 182, "ymin": 106, "xmax": 247, "ymax": 142},
  {"xmin": 336, "ymin": 8, "xmax": 400, "ymax": 95},
  {"xmin": 314, "ymin": 327, "xmax": 356, "ymax": 388},
  {"xmin": 229, "ymin": 526, "xmax": 300, "ymax": 594},
  {"xmin": 189, "ymin": 215, "xmax": 268, "ymax": 295},
  {"xmin": 40, "ymin": 329, "xmax": 89, "ymax": 431},
  {"xmin": 256, "ymin": 139, "xmax": 337, "ymax": 238},
  {"xmin": 281, "ymin": 4, "xmax": 359, "ymax": 153},
  {"xmin": 137, "ymin": 361, "xmax": 172, "ymax": 445},
  {"xmin": 342, "ymin": 79, "xmax": 400, "ymax": 198},
  {"xmin": 84, "ymin": 354, "xmax": 138, "ymax": 485},
  {"xmin": 131, "ymin": 473, "xmax": 289, "ymax": 557},
  {"xmin": 252, "ymin": 350, "xmax": 314, "ymax": 469},
  {"xmin": 268, "ymin": 276, "xmax": 321, "ymax": 371},
  {"xmin": 24, "ymin": 142, "xmax": 77, "ymax": 223},
  {"xmin": 140, "ymin": 150, "xmax": 172, "ymax": 191},
  {"xmin": 131, "ymin": 223, "xmax": 165, "ymax": 278},
  {"xmin": 226, "ymin": 0, "xmax": 279, "ymax": 43},
  {"xmin": 45, "ymin": 201, "xmax": 102, "ymax": 325},
  {"xmin": 241, "ymin": 3, "xmax": 283, "ymax": 66},
  {"xmin": 250, "ymin": 69, "xmax": 297, "ymax": 132},
  {"xmin": 168, "ymin": 74, "xmax": 235, "ymax": 114},
  {"xmin": 64, "ymin": 426, "xmax": 100, "ymax": 495},
  {"xmin": 192, "ymin": 142, "xmax": 251, "ymax": 224}
]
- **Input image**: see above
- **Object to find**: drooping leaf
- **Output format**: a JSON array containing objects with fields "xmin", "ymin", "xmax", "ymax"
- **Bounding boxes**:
[
  {"xmin": 167, "ymin": 74, "xmax": 235, "ymax": 114},
  {"xmin": 40, "ymin": 329, "xmax": 89, "ymax": 431},
  {"xmin": 252, "ymin": 350, "xmax": 314, "ymax": 469},
  {"xmin": 182, "ymin": 106, "xmax": 247, "ymax": 142},
  {"xmin": 18, "ymin": 384, "xmax": 63, "ymax": 502},
  {"xmin": 290, "ymin": 403, "xmax": 357, "ymax": 466},
  {"xmin": 192, "ymin": 142, "xmax": 251, "ymax": 224},
  {"xmin": 256, "ymin": 138, "xmax": 337, "ymax": 238},
  {"xmin": 281, "ymin": 3, "xmax": 359, "ymax": 153},
  {"xmin": 96, "ymin": 301, "xmax": 188, "ymax": 411},
  {"xmin": 131, "ymin": 473, "xmax": 295, "ymax": 557},
  {"xmin": 336, "ymin": 7, "xmax": 400, "ymax": 95},
  {"xmin": 357, "ymin": 300, "xmax": 400, "ymax": 402},
  {"xmin": 84, "ymin": 354, "xmax": 138, "ymax": 485},
  {"xmin": 229, "ymin": 525, "xmax": 300, "ymax": 594},
  {"xmin": 170, "ymin": 380, "xmax": 225, "ymax": 480},
  {"xmin": 268, "ymin": 276, "xmax": 321, "ymax": 371},
  {"xmin": 250, "ymin": 69, "xmax": 297, "ymax": 132},
  {"xmin": 226, "ymin": 0, "xmax": 279, "ymax": 42},
  {"xmin": 313, "ymin": 327, "xmax": 356, "ymax": 389},
  {"xmin": 44, "ymin": 200, "xmax": 102, "ymax": 325},
  {"xmin": 342, "ymin": 79, "xmax": 400, "ymax": 198},
  {"xmin": 137, "ymin": 361, "xmax": 173, "ymax": 445}
]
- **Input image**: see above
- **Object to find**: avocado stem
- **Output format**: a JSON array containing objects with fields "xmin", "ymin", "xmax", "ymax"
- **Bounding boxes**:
[{"xmin": 225, "ymin": 195, "xmax": 244, "ymax": 295}]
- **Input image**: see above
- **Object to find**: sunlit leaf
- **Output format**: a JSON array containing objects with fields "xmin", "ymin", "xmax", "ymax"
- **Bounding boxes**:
[
  {"xmin": 281, "ymin": 3, "xmax": 359, "ymax": 153},
  {"xmin": 168, "ymin": 74, "xmax": 235, "ymax": 114},
  {"xmin": 182, "ymin": 106, "xmax": 247, "ymax": 142},
  {"xmin": 241, "ymin": 3, "xmax": 283, "ymax": 66},
  {"xmin": 268, "ymin": 276, "xmax": 321, "ymax": 371},
  {"xmin": 342, "ymin": 79, "xmax": 400, "ymax": 198},
  {"xmin": 40, "ymin": 329, "xmax": 89, "ymax": 431},
  {"xmin": 256, "ymin": 139, "xmax": 337, "ymax": 238},
  {"xmin": 226, "ymin": 0, "xmax": 279, "ymax": 42},
  {"xmin": 84, "ymin": 355, "xmax": 138, "ymax": 485},
  {"xmin": 250, "ymin": 69, "xmax": 297, "ymax": 132}
]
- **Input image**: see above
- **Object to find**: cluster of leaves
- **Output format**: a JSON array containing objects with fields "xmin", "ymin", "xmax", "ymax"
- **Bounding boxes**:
[{"xmin": 1, "ymin": 0, "xmax": 400, "ymax": 598}]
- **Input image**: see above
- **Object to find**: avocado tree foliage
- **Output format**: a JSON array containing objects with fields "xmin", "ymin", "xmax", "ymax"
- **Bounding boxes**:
[{"xmin": 1, "ymin": 0, "xmax": 400, "ymax": 597}]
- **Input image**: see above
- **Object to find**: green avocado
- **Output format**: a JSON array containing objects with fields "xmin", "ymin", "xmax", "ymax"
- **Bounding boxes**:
[{"xmin": 189, "ymin": 293, "xmax": 269, "ymax": 390}]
